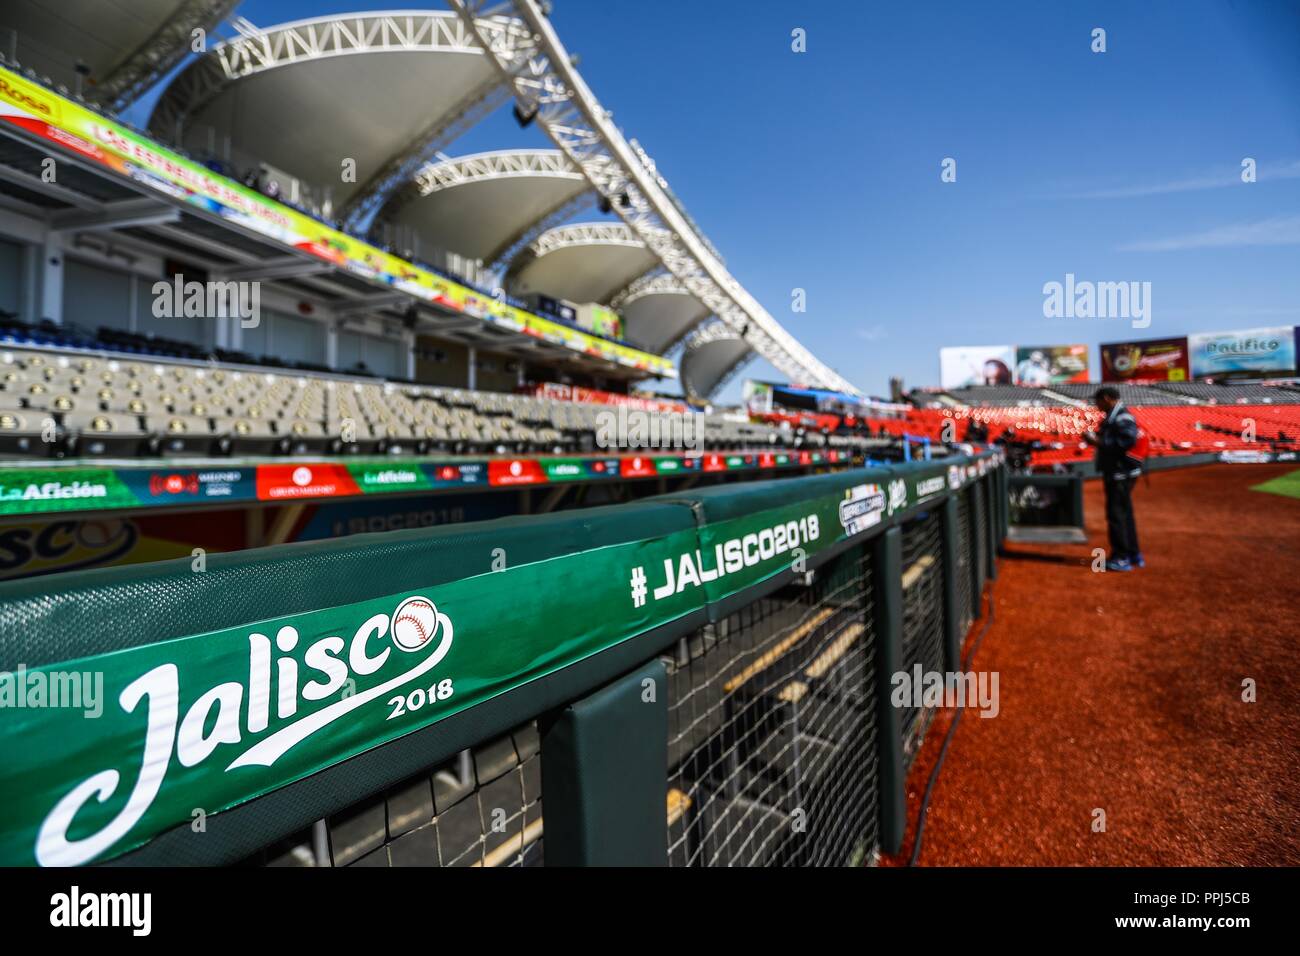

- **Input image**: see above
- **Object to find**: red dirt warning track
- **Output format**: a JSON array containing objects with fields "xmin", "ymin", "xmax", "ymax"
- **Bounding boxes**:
[{"xmin": 886, "ymin": 463, "xmax": 1300, "ymax": 866}]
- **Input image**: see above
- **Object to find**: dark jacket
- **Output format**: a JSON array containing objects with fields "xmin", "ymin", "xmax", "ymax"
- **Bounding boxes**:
[{"xmin": 1096, "ymin": 402, "xmax": 1141, "ymax": 478}]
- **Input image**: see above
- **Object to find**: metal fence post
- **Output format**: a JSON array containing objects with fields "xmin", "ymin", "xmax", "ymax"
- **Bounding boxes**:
[
  {"xmin": 998, "ymin": 465, "xmax": 1010, "ymax": 544},
  {"xmin": 970, "ymin": 485, "xmax": 985, "ymax": 620},
  {"xmin": 1070, "ymin": 473, "xmax": 1085, "ymax": 529},
  {"xmin": 940, "ymin": 494, "xmax": 962, "ymax": 672},
  {"xmin": 990, "ymin": 466, "xmax": 1001, "ymax": 545},
  {"xmin": 984, "ymin": 476, "xmax": 998, "ymax": 581},
  {"xmin": 871, "ymin": 525, "xmax": 906, "ymax": 855},
  {"xmin": 539, "ymin": 659, "xmax": 669, "ymax": 866}
]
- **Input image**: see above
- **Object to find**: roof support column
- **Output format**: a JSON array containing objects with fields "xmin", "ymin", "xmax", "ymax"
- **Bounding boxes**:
[
  {"xmin": 467, "ymin": 346, "xmax": 477, "ymax": 390},
  {"xmin": 38, "ymin": 232, "xmax": 63, "ymax": 325},
  {"xmin": 218, "ymin": 312, "xmax": 238, "ymax": 352},
  {"xmin": 20, "ymin": 242, "xmax": 41, "ymax": 325},
  {"xmin": 326, "ymin": 323, "xmax": 339, "ymax": 370}
]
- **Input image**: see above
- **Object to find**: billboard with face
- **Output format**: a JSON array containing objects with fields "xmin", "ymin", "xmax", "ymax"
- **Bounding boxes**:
[
  {"xmin": 940, "ymin": 345, "xmax": 1015, "ymax": 389},
  {"xmin": 1014, "ymin": 345, "xmax": 1090, "ymax": 385}
]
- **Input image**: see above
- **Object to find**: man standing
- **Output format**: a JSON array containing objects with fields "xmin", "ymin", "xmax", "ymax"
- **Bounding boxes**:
[{"xmin": 1082, "ymin": 386, "xmax": 1143, "ymax": 571}]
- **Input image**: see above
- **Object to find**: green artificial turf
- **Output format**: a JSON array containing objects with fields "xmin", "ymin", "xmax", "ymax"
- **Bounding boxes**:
[{"xmin": 1251, "ymin": 468, "xmax": 1300, "ymax": 500}]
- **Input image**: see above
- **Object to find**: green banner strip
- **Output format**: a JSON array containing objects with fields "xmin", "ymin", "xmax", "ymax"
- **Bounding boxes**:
[
  {"xmin": 0, "ymin": 468, "xmax": 138, "ymax": 515},
  {"xmin": 0, "ymin": 452, "xmax": 850, "ymax": 518}
]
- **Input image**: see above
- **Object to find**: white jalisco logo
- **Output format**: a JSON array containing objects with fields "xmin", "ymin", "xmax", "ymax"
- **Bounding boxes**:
[{"xmin": 35, "ymin": 597, "xmax": 453, "ymax": 867}]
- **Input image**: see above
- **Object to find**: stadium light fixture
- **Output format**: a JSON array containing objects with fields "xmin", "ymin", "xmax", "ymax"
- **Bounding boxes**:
[
  {"xmin": 513, "ymin": 101, "xmax": 539, "ymax": 128},
  {"xmin": 73, "ymin": 60, "xmax": 90, "ymax": 98}
]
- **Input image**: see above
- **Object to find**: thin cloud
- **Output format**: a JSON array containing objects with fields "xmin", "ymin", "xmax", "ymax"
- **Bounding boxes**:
[
  {"xmin": 1056, "ymin": 159, "xmax": 1300, "ymax": 200},
  {"xmin": 1118, "ymin": 215, "xmax": 1300, "ymax": 252},
  {"xmin": 856, "ymin": 324, "xmax": 888, "ymax": 341}
]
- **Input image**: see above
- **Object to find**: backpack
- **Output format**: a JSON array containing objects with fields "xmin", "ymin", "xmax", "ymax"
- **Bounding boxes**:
[
  {"xmin": 1128, "ymin": 424, "xmax": 1151, "ymax": 485},
  {"xmin": 1130, "ymin": 427, "xmax": 1149, "ymax": 462}
]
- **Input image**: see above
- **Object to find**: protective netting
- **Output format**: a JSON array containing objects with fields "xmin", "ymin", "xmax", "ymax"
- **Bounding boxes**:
[
  {"xmin": 243, "ymin": 723, "xmax": 543, "ymax": 867},
  {"xmin": 662, "ymin": 547, "xmax": 880, "ymax": 867},
  {"xmin": 898, "ymin": 510, "xmax": 947, "ymax": 764},
  {"xmin": 954, "ymin": 491, "xmax": 974, "ymax": 645}
]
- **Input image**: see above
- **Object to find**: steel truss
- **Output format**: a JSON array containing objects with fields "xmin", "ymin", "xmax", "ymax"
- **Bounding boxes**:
[
  {"xmin": 383, "ymin": 150, "xmax": 598, "ymax": 275},
  {"xmin": 446, "ymin": 0, "xmax": 859, "ymax": 396},
  {"xmin": 96, "ymin": 0, "xmax": 241, "ymax": 112},
  {"xmin": 609, "ymin": 270, "xmax": 694, "ymax": 310},
  {"xmin": 528, "ymin": 221, "xmax": 650, "ymax": 256},
  {"xmin": 412, "ymin": 148, "xmax": 582, "ymax": 194},
  {"xmin": 150, "ymin": 12, "xmax": 522, "ymax": 229}
]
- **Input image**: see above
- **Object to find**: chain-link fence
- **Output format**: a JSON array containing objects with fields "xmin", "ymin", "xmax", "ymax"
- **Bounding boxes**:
[
  {"xmin": 662, "ymin": 546, "xmax": 880, "ymax": 867},
  {"xmin": 244, "ymin": 723, "xmax": 543, "ymax": 868},
  {"xmin": 898, "ymin": 510, "xmax": 947, "ymax": 764}
]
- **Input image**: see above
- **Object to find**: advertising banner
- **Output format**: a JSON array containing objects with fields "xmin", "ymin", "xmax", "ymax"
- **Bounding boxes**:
[
  {"xmin": 577, "ymin": 304, "xmax": 624, "ymax": 341},
  {"xmin": 1014, "ymin": 345, "xmax": 1089, "ymax": 385},
  {"xmin": 742, "ymin": 380, "xmax": 775, "ymax": 415},
  {"xmin": 0, "ymin": 512, "xmax": 247, "ymax": 581},
  {"xmin": 528, "ymin": 382, "xmax": 689, "ymax": 414},
  {"xmin": 0, "ymin": 450, "xmax": 837, "ymax": 520},
  {"xmin": 940, "ymin": 346, "xmax": 1016, "ymax": 389},
  {"xmin": 1100, "ymin": 336, "xmax": 1191, "ymax": 383},
  {"xmin": 0, "ymin": 467, "xmax": 137, "ymax": 514},
  {"xmin": 0, "ymin": 66, "xmax": 674, "ymax": 378},
  {"xmin": 1187, "ymin": 327, "xmax": 1297, "ymax": 379},
  {"xmin": 0, "ymin": 496, "xmax": 528, "ymax": 581}
]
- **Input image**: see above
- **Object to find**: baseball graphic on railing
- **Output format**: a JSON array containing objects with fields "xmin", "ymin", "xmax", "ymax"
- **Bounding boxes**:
[{"xmin": 390, "ymin": 596, "xmax": 440, "ymax": 651}]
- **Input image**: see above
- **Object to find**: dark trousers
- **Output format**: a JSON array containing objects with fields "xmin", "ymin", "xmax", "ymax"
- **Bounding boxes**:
[{"xmin": 1103, "ymin": 474, "xmax": 1140, "ymax": 559}]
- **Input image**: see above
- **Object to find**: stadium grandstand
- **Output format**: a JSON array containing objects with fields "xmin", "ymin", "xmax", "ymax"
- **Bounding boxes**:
[
  {"xmin": 0, "ymin": 4, "xmax": 856, "ymax": 404},
  {"xmin": 0, "ymin": 3, "xmax": 903, "ymax": 495},
  {"xmin": 900, "ymin": 380, "xmax": 1300, "ymax": 471},
  {"xmin": 0, "ymin": 0, "xmax": 1294, "ymax": 903}
]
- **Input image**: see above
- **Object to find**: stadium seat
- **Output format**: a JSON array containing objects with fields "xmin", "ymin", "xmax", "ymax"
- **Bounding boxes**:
[{"xmin": 64, "ymin": 411, "xmax": 148, "ymax": 456}]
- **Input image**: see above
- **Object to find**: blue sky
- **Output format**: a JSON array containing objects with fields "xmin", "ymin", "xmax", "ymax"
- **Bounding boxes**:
[{"xmin": 133, "ymin": 0, "xmax": 1300, "ymax": 400}]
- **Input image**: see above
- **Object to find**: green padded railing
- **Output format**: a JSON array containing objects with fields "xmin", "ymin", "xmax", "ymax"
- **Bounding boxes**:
[{"xmin": 0, "ymin": 449, "xmax": 1005, "ymax": 867}]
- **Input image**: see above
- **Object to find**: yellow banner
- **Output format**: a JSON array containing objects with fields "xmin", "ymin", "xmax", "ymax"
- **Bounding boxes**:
[{"xmin": 0, "ymin": 66, "xmax": 674, "ymax": 377}]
